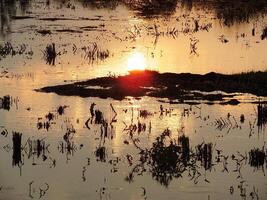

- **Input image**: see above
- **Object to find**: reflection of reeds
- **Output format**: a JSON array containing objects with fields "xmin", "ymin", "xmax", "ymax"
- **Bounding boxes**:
[
  {"xmin": 82, "ymin": 0, "xmax": 267, "ymax": 24},
  {"xmin": 131, "ymin": 129, "xmax": 214, "ymax": 186},
  {"xmin": 81, "ymin": 0, "xmax": 118, "ymax": 9},
  {"xmin": 190, "ymin": 37, "xmax": 199, "ymax": 56},
  {"xmin": 0, "ymin": 42, "xmax": 28, "ymax": 59},
  {"xmin": 214, "ymin": 0, "xmax": 267, "ymax": 26},
  {"xmin": 95, "ymin": 146, "xmax": 106, "ymax": 162},
  {"xmin": 27, "ymin": 139, "xmax": 48, "ymax": 160},
  {"xmin": 124, "ymin": 0, "xmax": 178, "ymax": 17},
  {"xmin": 178, "ymin": 134, "xmax": 190, "ymax": 164},
  {"xmin": 261, "ymin": 27, "xmax": 267, "ymax": 40},
  {"xmin": 43, "ymin": 43, "xmax": 56, "ymax": 65},
  {"xmin": 95, "ymin": 109, "xmax": 104, "ymax": 124},
  {"xmin": 196, "ymin": 143, "xmax": 212, "ymax": 170},
  {"xmin": 257, "ymin": 103, "xmax": 267, "ymax": 129},
  {"xmin": 249, "ymin": 148, "xmax": 266, "ymax": 168},
  {"xmin": 12, "ymin": 132, "xmax": 22, "ymax": 167},
  {"xmin": 0, "ymin": 95, "xmax": 11, "ymax": 110},
  {"xmin": 139, "ymin": 109, "xmax": 153, "ymax": 118},
  {"xmin": 82, "ymin": 43, "xmax": 109, "ymax": 64},
  {"xmin": 180, "ymin": 0, "xmax": 267, "ymax": 26},
  {"xmin": 0, "ymin": 42, "xmax": 14, "ymax": 57}
]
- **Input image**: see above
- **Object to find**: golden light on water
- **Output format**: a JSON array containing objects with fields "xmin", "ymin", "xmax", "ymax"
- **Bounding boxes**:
[{"xmin": 127, "ymin": 52, "xmax": 147, "ymax": 71}]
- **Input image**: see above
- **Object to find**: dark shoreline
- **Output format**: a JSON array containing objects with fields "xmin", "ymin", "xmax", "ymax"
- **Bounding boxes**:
[{"xmin": 36, "ymin": 70, "xmax": 267, "ymax": 101}]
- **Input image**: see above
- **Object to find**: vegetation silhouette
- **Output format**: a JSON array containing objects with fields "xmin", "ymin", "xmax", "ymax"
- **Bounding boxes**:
[{"xmin": 38, "ymin": 70, "xmax": 267, "ymax": 100}]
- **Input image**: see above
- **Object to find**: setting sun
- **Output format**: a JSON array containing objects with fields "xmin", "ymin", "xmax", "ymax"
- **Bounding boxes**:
[{"xmin": 127, "ymin": 52, "xmax": 147, "ymax": 71}]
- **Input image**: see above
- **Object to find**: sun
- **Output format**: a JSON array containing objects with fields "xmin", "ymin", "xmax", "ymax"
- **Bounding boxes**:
[{"xmin": 127, "ymin": 52, "xmax": 147, "ymax": 71}]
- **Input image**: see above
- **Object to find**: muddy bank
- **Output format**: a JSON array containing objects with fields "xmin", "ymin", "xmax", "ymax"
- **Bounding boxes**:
[{"xmin": 36, "ymin": 70, "xmax": 267, "ymax": 101}]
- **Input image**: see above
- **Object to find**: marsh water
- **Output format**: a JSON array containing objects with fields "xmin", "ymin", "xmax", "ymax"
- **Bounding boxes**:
[{"xmin": 0, "ymin": 0, "xmax": 267, "ymax": 199}]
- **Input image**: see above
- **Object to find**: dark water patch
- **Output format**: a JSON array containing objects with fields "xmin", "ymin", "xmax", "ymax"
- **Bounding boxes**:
[
  {"xmin": 38, "ymin": 17, "xmax": 106, "ymax": 21},
  {"xmin": 11, "ymin": 15, "xmax": 34, "ymax": 20},
  {"xmin": 220, "ymin": 99, "xmax": 240, "ymax": 105},
  {"xmin": 39, "ymin": 17, "xmax": 78, "ymax": 21},
  {"xmin": 36, "ymin": 29, "xmax": 52, "ymax": 35},
  {"xmin": 55, "ymin": 29, "xmax": 83, "ymax": 33}
]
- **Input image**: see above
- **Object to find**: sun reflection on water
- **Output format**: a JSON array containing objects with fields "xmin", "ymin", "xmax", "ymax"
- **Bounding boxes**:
[{"xmin": 127, "ymin": 51, "xmax": 147, "ymax": 71}]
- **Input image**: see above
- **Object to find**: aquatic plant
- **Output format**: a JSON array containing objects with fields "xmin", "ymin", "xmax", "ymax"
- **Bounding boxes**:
[
  {"xmin": 57, "ymin": 105, "xmax": 67, "ymax": 115},
  {"xmin": 261, "ymin": 27, "xmax": 267, "ymax": 40},
  {"xmin": 0, "ymin": 42, "xmax": 14, "ymax": 58},
  {"xmin": 196, "ymin": 143, "xmax": 213, "ymax": 170},
  {"xmin": 127, "ymin": 129, "xmax": 203, "ymax": 187},
  {"xmin": 80, "ymin": 0, "xmax": 119, "ymax": 9},
  {"xmin": 95, "ymin": 109, "xmax": 104, "ymax": 124},
  {"xmin": 0, "ymin": 42, "xmax": 30, "ymax": 59},
  {"xmin": 81, "ymin": 42, "xmax": 110, "ymax": 64},
  {"xmin": 43, "ymin": 43, "xmax": 56, "ymax": 65},
  {"xmin": 0, "ymin": 95, "xmax": 11, "ymax": 110},
  {"xmin": 190, "ymin": 37, "xmax": 199, "ymax": 55},
  {"xmin": 214, "ymin": 0, "xmax": 267, "ymax": 26},
  {"xmin": 139, "ymin": 109, "xmax": 153, "ymax": 118},
  {"xmin": 257, "ymin": 103, "xmax": 267, "ymax": 129},
  {"xmin": 124, "ymin": 0, "xmax": 178, "ymax": 17},
  {"xmin": 180, "ymin": 0, "xmax": 267, "ymax": 26},
  {"xmin": 95, "ymin": 146, "xmax": 106, "ymax": 162},
  {"xmin": 12, "ymin": 131, "xmax": 22, "ymax": 167},
  {"xmin": 25, "ymin": 138, "xmax": 50, "ymax": 162},
  {"xmin": 249, "ymin": 147, "xmax": 266, "ymax": 169}
]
